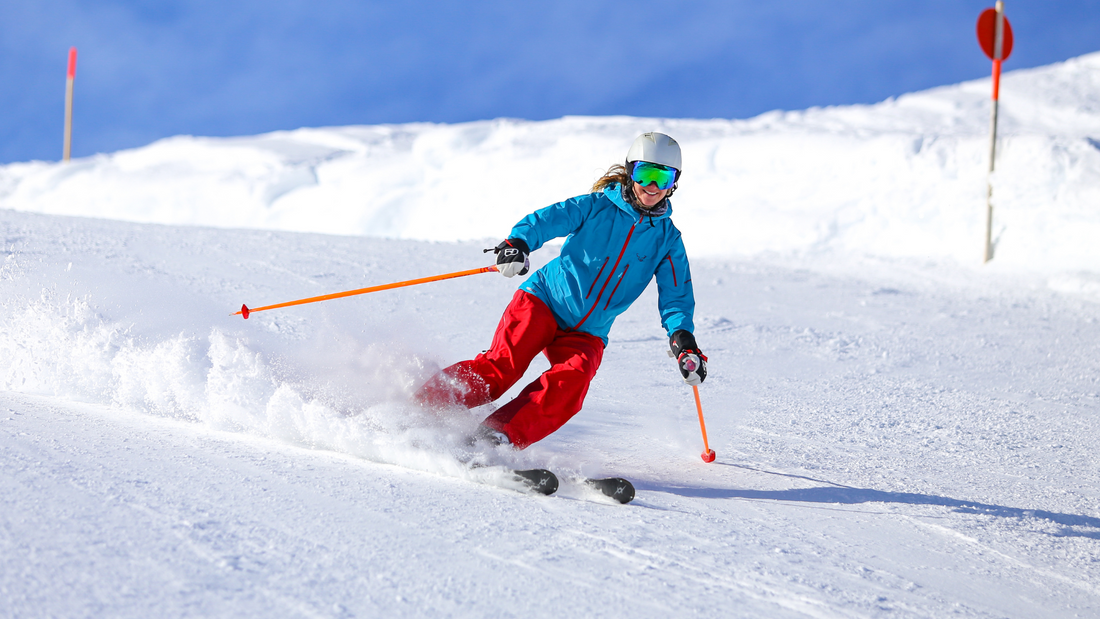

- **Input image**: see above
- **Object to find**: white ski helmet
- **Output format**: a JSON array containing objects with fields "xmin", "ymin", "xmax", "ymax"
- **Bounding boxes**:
[{"xmin": 626, "ymin": 132, "xmax": 682, "ymax": 171}]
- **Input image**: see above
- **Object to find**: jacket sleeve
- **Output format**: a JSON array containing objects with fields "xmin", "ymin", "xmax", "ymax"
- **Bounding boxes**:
[
  {"xmin": 654, "ymin": 231, "xmax": 696, "ymax": 336},
  {"xmin": 507, "ymin": 193, "xmax": 597, "ymax": 252}
]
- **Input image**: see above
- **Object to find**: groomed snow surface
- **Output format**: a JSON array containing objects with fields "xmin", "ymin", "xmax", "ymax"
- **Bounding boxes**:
[{"xmin": 3, "ymin": 54, "xmax": 1100, "ymax": 618}]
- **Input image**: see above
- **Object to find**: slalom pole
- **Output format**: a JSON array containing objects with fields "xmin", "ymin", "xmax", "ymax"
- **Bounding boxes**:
[
  {"xmin": 233, "ymin": 264, "xmax": 498, "ymax": 319},
  {"xmin": 63, "ymin": 47, "xmax": 77, "ymax": 162},
  {"xmin": 693, "ymin": 385, "xmax": 716, "ymax": 463}
]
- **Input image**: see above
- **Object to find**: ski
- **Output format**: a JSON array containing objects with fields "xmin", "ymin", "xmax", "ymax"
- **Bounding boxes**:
[
  {"xmin": 584, "ymin": 477, "xmax": 635, "ymax": 504},
  {"xmin": 469, "ymin": 463, "xmax": 632, "ymax": 503},
  {"xmin": 510, "ymin": 468, "xmax": 559, "ymax": 495}
]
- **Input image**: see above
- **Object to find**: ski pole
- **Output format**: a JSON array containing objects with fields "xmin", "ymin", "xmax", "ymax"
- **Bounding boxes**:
[
  {"xmin": 233, "ymin": 264, "xmax": 499, "ymax": 319},
  {"xmin": 693, "ymin": 385, "xmax": 716, "ymax": 463}
]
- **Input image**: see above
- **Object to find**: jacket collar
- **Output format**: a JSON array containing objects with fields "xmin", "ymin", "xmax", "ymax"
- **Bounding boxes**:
[{"xmin": 604, "ymin": 183, "xmax": 674, "ymax": 221}]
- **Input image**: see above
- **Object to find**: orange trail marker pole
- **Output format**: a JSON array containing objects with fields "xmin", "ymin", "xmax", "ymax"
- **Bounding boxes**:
[
  {"xmin": 693, "ymin": 385, "xmax": 716, "ymax": 463},
  {"xmin": 63, "ymin": 47, "xmax": 77, "ymax": 162},
  {"xmin": 976, "ymin": 2, "xmax": 1013, "ymax": 263},
  {"xmin": 233, "ymin": 265, "xmax": 499, "ymax": 319}
]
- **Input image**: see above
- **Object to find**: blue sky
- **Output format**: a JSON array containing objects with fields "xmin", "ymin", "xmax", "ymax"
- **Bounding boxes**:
[{"xmin": 2, "ymin": 0, "xmax": 1098, "ymax": 163}]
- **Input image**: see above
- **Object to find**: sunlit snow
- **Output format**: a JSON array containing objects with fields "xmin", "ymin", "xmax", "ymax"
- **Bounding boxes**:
[{"xmin": 2, "ymin": 53, "xmax": 1099, "ymax": 618}]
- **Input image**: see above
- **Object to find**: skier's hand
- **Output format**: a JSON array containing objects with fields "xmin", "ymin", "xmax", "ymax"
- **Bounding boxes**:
[
  {"xmin": 489, "ymin": 238, "xmax": 530, "ymax": 278},
  {"xmin": 669, "ymin": 329, "xmax": 707, "ymax": 386}
]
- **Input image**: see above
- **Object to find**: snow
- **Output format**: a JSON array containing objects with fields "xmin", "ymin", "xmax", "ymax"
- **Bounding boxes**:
[{"xmin": 2, "ymin": 53, "xmax": 1100, "ymax": 618}]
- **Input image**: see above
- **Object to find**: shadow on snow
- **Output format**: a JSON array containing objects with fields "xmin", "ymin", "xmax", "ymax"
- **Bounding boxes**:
[{"xmin": 641, "ymin": 463, "xmax": 1100, "ymax": 539}]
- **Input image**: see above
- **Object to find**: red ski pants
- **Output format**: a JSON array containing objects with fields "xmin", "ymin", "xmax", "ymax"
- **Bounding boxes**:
[{"xmin": 413, "ymin": 290, "xmax": 604, "ymax": 448}]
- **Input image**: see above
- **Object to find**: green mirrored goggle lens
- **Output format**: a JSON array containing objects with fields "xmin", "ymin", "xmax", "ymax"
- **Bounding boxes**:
[{"xmin": 630, "ymin": 162, "xmax": 677, "ymax": 190}]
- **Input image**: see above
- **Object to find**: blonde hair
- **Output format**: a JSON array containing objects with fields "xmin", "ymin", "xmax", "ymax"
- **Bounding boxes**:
[
  {"xmin": 591, "ymin": 163, "xmax": 676, "ymax": 205},
  {"xmin": 592, "ymin": 164, "xmax": 631, "ymax": 193}
]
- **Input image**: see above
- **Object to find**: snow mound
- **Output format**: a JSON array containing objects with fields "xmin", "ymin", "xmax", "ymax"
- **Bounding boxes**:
[{"xmin": 3, "ymin": 52, "xmax": 1100, "ymax": 274}]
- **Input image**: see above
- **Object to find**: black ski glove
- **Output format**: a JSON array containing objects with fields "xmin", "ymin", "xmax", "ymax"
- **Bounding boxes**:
[
  {"xmin": 487, "ymin": 238, "xmax": 530, "ymax": 278},
  {"xmin": 669, "ymin": 329, "xmax": 707, "ymax": 386}
]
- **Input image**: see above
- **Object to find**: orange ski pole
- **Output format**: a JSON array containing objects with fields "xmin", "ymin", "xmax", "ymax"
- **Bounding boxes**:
[
  {"xmin": 233, "ymin": 265, "xmax": 499, "ymax": 319},
  {"xmin": 693, "ymin": 385, "xmax": 716, "ymax": 463}
]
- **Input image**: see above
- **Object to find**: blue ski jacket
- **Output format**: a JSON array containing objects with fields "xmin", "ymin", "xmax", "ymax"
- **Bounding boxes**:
[{"xmin": 509, "ymin": 183, "xmax": 696, "ymax": 345}]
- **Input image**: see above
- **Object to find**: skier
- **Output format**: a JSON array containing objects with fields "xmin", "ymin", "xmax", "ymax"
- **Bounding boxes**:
[{"xmin": 413, "ymin": 132, "xmax": 707, "ymax": 449}]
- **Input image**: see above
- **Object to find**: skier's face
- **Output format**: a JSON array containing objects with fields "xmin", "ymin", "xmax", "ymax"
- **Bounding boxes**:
[{"xmin": 633, "ymin": 181, "xmax": 669, "ymax": 209}]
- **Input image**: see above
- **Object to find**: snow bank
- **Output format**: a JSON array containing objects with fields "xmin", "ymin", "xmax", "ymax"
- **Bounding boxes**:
[{"xmin": 3, "ymin": 53, "xmax": 1100, "ymax": 274}]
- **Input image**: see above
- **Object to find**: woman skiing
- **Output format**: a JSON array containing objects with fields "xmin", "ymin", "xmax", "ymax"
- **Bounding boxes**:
[{"xmin": 414, "ymin": 132, "xmax": 707, "ymax": 449}]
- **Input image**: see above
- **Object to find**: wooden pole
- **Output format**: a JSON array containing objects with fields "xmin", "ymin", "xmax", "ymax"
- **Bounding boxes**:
[
  {"xmin": 63, "ymin": 47, "xmax": 77, "ymax": 162},
  {"xmin": 983, "ymin": 2, "xmax": 1005, "ymax": 263}
]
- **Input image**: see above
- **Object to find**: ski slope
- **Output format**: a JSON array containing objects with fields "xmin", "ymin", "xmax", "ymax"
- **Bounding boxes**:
[{"xmin": 2, "ymin": 53, "xmax": 1100, "ymax": 618}]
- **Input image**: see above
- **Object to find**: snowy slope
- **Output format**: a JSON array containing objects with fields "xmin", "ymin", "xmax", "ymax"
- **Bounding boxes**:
[
  {"xmin": 2, "ymin": 53, "xmax": 1100, "ymax": 272},
  {"xmin": 3, "ymin": 53, "xmax": 1100, "ymax": 618}
]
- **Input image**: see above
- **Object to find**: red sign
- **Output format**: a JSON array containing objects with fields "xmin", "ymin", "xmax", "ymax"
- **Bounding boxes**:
[{"xmin": 977, "ymin": 8, "xmax": 1014, "ymax": 61}]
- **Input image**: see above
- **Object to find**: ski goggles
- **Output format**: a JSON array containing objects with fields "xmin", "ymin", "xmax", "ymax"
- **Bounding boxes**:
[{"xmin": 630, "ymin": 161, "xmax": 678, "ymax": 190}]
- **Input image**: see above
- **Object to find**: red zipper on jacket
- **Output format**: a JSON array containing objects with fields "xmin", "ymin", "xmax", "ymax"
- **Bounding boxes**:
[
  {"xmin": 573, "ymin": 217, "xmax": 639, "ymax": 331},
  {"xmin": 585, "ymin": 257, "xmax": 609, "ymax": 299}
]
